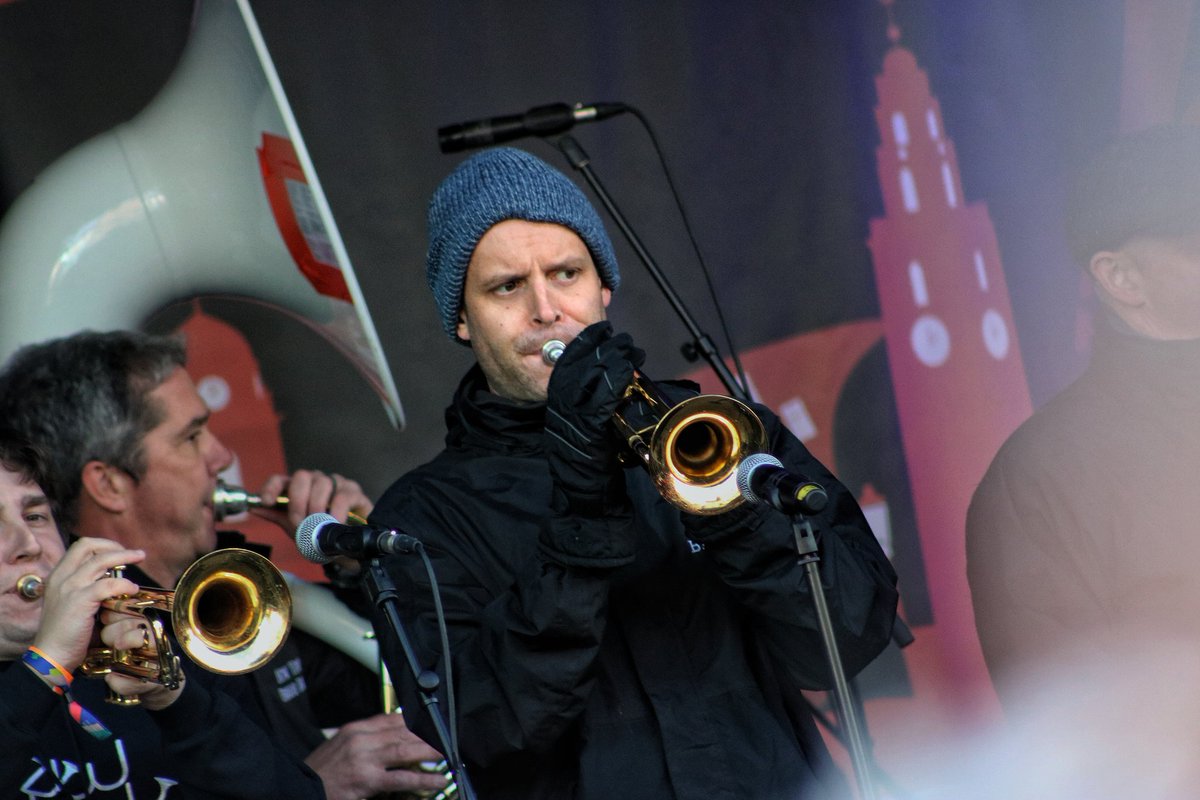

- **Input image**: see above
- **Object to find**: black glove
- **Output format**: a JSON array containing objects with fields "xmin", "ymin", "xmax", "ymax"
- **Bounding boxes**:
[{"xmin": 543, "ymin": 321, "xmax": 645, "ymax": 516}]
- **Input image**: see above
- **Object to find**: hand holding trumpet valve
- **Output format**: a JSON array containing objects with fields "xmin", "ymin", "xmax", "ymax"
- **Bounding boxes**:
[
  {"xmin": 224, "ymin": 470, "xmax": 373, "ymax": 531},
  {"xmin": 25, "ymin": 538, "xmax": 183, "ymax": 709},
  {"xmin": 31, "ymin": 537, "xmax": 145, "ymax": 676},
  {"xmin": 95, "ymin": 610, "xmax": 184, "ymax": 710}
]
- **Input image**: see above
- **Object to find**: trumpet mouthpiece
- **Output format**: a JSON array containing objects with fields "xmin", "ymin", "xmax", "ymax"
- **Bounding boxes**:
[
  {"xmin": 16, "ymin": 573, "xmax": 44, "ymax": 601},
  {"xmin": 213, "ymin": 480, "xmax": 288, "ymax": 522},
  {"xmin": 542, "ymin": 339, "xmax": 566, "ymax": 366}
]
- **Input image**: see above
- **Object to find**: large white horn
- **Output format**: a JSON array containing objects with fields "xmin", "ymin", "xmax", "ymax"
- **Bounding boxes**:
[{"xmin": 0, "ymin": 0, "xmax": 403, "ymax": 427}]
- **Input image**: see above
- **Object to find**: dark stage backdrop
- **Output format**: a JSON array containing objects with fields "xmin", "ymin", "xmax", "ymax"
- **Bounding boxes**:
[{"xmin": 1, "ymin": 0, "xmax": 1177, "ymax": 790}]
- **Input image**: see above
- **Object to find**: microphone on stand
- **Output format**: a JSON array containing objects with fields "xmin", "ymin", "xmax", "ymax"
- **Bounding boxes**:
[
  {"xmin": 438, "ymin": 102, "xmax": 628, "ymax": 153},
  {"xmin": 737, "ymin": 453, "xmax": 829, "ymax": 516},
  {"xmin": 295, "ymin": 513, "xmax": 421, "ymax": 564}
]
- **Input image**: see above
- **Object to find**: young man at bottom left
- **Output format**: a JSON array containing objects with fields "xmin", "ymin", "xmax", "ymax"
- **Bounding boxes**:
[{"xmin": 0, "ymin": 428, "xmax": 326, "ymax": 799}]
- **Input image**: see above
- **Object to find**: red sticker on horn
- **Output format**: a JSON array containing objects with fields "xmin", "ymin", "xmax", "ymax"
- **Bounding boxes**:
[{"xmin": 257, "ymin": 132, "xmax": 352, "ymax": 302}]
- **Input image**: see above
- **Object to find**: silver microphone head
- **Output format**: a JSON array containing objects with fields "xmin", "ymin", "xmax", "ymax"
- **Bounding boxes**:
[
  {"xmin": 542, "ymin": 339, "xmax": 566, "ymax": 365},
  {"xmin": 295, "ymin": 512, "xmax": 337, "ymax": 564},
  {"xmin": 736, "ymin": 452, "xmax": 785, "ymax": 502}
]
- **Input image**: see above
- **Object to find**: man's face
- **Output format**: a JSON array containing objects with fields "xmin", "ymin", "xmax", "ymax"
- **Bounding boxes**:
[
  {"xmin": 127, "ymin": 367, "xmax": 233, "ymax": 586},
  {"xmin": 457, "ymin": 219, "xmax": 612, "ymax": 402},
  {"xmin": 1110, "ymin": 232, "xmax": 1200, "ymax": 339},
  {"xmin": 0, "ymin": 466, "xmax": 63, "ymax": 660}
]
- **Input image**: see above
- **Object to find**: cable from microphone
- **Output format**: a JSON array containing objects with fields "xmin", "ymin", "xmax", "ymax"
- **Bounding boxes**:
[
  {"xmin": 295, "ymin": 513, "xmax": 421, "ymax": 563},
  {"xmin": 736, "ymin": 453, "xmax": 829, "ymax": 516},
  {"xmin": 438, "ymin": 102, "xmax": 628, "ymax": 153}
]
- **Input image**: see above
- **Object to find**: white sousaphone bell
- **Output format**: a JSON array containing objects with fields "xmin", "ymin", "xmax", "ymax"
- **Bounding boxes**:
[{"xmin": 0, "ymin": 0, "xmax": 403, "ymax": 427}]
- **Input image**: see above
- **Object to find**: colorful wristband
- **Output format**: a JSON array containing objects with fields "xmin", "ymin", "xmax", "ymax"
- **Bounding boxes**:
[{"xmin": 22, "ymin": 646, "xmax": 112, "ymax": 740}]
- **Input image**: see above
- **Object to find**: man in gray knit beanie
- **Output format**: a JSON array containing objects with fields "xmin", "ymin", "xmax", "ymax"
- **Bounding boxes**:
[
  {"xmin": 371, "ymin": 145, "xmax": 897, "ymax": 799},
  {"xmin": 424, "ymin": 146, "xmax": 622, "ymax": 401}
]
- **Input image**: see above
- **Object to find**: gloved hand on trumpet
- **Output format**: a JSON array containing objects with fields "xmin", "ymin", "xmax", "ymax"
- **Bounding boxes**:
[{"xmin": 543, "ymin": 320, "xmax": 775, "ymax": 519}]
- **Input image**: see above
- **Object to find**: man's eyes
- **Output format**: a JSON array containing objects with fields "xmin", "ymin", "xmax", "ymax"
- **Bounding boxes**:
[{"xmin": 488, "ymin": 268, "xmax": 579, "ymax": 295}]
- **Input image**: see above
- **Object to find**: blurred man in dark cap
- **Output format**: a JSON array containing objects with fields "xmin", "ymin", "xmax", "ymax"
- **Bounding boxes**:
[{"xmin": 969, "ymin": 125, "xmax": 1200, "ymax": 706}]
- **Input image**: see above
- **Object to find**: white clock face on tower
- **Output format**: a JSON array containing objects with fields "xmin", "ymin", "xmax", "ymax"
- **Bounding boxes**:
[
  {"xmin": 911, "ymin": 314, "xmax": 950, "ymax": 367},
  {"xmin": 981, "ymin": 308, "xmax": 1010, "ymax": 360},
  {"xmin": 197, "ymin": 374, "xmax": 232, "ymax": 412}
]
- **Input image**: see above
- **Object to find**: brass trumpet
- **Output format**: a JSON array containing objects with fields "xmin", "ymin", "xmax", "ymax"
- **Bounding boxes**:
[
  {"xmin": 18, "ymin": 548, "xmax": 291, "ymax": 705},
  {"xmin": 543, "ymin": 339, "xmax": 767, "ymax": 515}
]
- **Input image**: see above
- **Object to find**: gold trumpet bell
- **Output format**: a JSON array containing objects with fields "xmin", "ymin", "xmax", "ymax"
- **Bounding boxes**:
[
  {"xmin": 649, "ymin": 394, "xmax": 768, "ymax": 515},
  {"xmin": 174, "ymin": 548, "xmax": 292, "ymax": 675},
  {"xmin": 613, "ymin": 372, "xmax": 768, "ymax": 516}
]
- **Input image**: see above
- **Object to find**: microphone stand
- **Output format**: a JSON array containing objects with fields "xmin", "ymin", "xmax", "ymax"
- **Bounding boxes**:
[
  {"xmin": 361, "ymin": 559, "xmax": 478, "ymax": 800},
  {"xmin": 557, "ymin": 133, "xmax": 898, "ymax": 796},
  {"xmin": 791, "ymin": 515, "xmax": 877, "ymax": 800},
  {"xmin": 555, "ymin": 135, "xmax": 751, "ymax": 404}
]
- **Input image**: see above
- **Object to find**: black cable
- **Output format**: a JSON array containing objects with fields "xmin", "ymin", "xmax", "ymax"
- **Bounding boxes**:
[
  {"xmin": 620, "ymin": 104, "xmax": 752, "ymax": 397},
  {"xmin": 417, "ymin": 543, "xmax": 463, "ymax": 786}
]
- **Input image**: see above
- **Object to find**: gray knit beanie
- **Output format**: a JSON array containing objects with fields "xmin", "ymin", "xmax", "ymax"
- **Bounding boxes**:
[{"xmin": 426, "ymin": 147, "xmax": 621, "ymax": 341}]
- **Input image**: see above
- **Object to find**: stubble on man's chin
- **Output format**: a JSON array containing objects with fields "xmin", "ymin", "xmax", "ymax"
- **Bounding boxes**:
[
  {"xmin": 483, "ymin": 371, "xmax": 549, "ymax": 405},
  {"xmin": 0, "ymin": 613, "xmax": 39, "ymax": 657}
]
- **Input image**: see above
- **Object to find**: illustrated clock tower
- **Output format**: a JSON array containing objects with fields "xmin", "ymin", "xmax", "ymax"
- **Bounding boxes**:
[{"xmin": 866, "ymin": 5, "xmax": 1032, "ymax": 698}]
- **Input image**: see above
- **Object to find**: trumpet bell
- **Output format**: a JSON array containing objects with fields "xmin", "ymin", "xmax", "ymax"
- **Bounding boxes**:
[
  {"xmin": 643, "ymin": 393, "xmax": 768, "ymax": 515},
  {"xmin": 174, "ymin": 548, "xmax": 292, "ymax": 675}
]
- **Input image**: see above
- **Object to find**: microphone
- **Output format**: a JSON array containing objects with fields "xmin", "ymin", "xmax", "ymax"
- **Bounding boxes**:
[
  {"xmin": 438, "ymin": 102, "xmax": 628, "ymax": 153},
  {"xmin": 736, "ymin": 453, "xmax": 829, "ymax": 516},
  {"xmin": 295, "ymin": 513, "xmax": 421, "ymax": 564}
]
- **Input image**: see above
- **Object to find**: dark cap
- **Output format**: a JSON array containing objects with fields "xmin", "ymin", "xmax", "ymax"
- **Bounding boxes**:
[{"xmin": 1066, "ymin": 125, "xmax": 1200, "ymax": 267}]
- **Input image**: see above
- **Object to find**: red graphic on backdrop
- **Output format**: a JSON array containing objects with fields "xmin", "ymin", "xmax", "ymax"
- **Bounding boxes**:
[
  {"xmin": 866, "ymin": 22, "xmax": 1033, "ymax": 726},
  {"xmin": 181, "ymin": 305, "xmax": 324, "ymax": 582},
  {"xmin": 683, "ymin": 6, "xmax": 1035, "ymax": 766},
  {"xmin": 258, "ymin": 132, "xmax": 353, "ymax": 303}
]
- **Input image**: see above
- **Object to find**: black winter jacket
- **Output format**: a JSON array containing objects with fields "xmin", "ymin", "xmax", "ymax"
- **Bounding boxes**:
[{"xmin": 372, "ymin": 366, "xmax": 898, "ymax": 800}]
